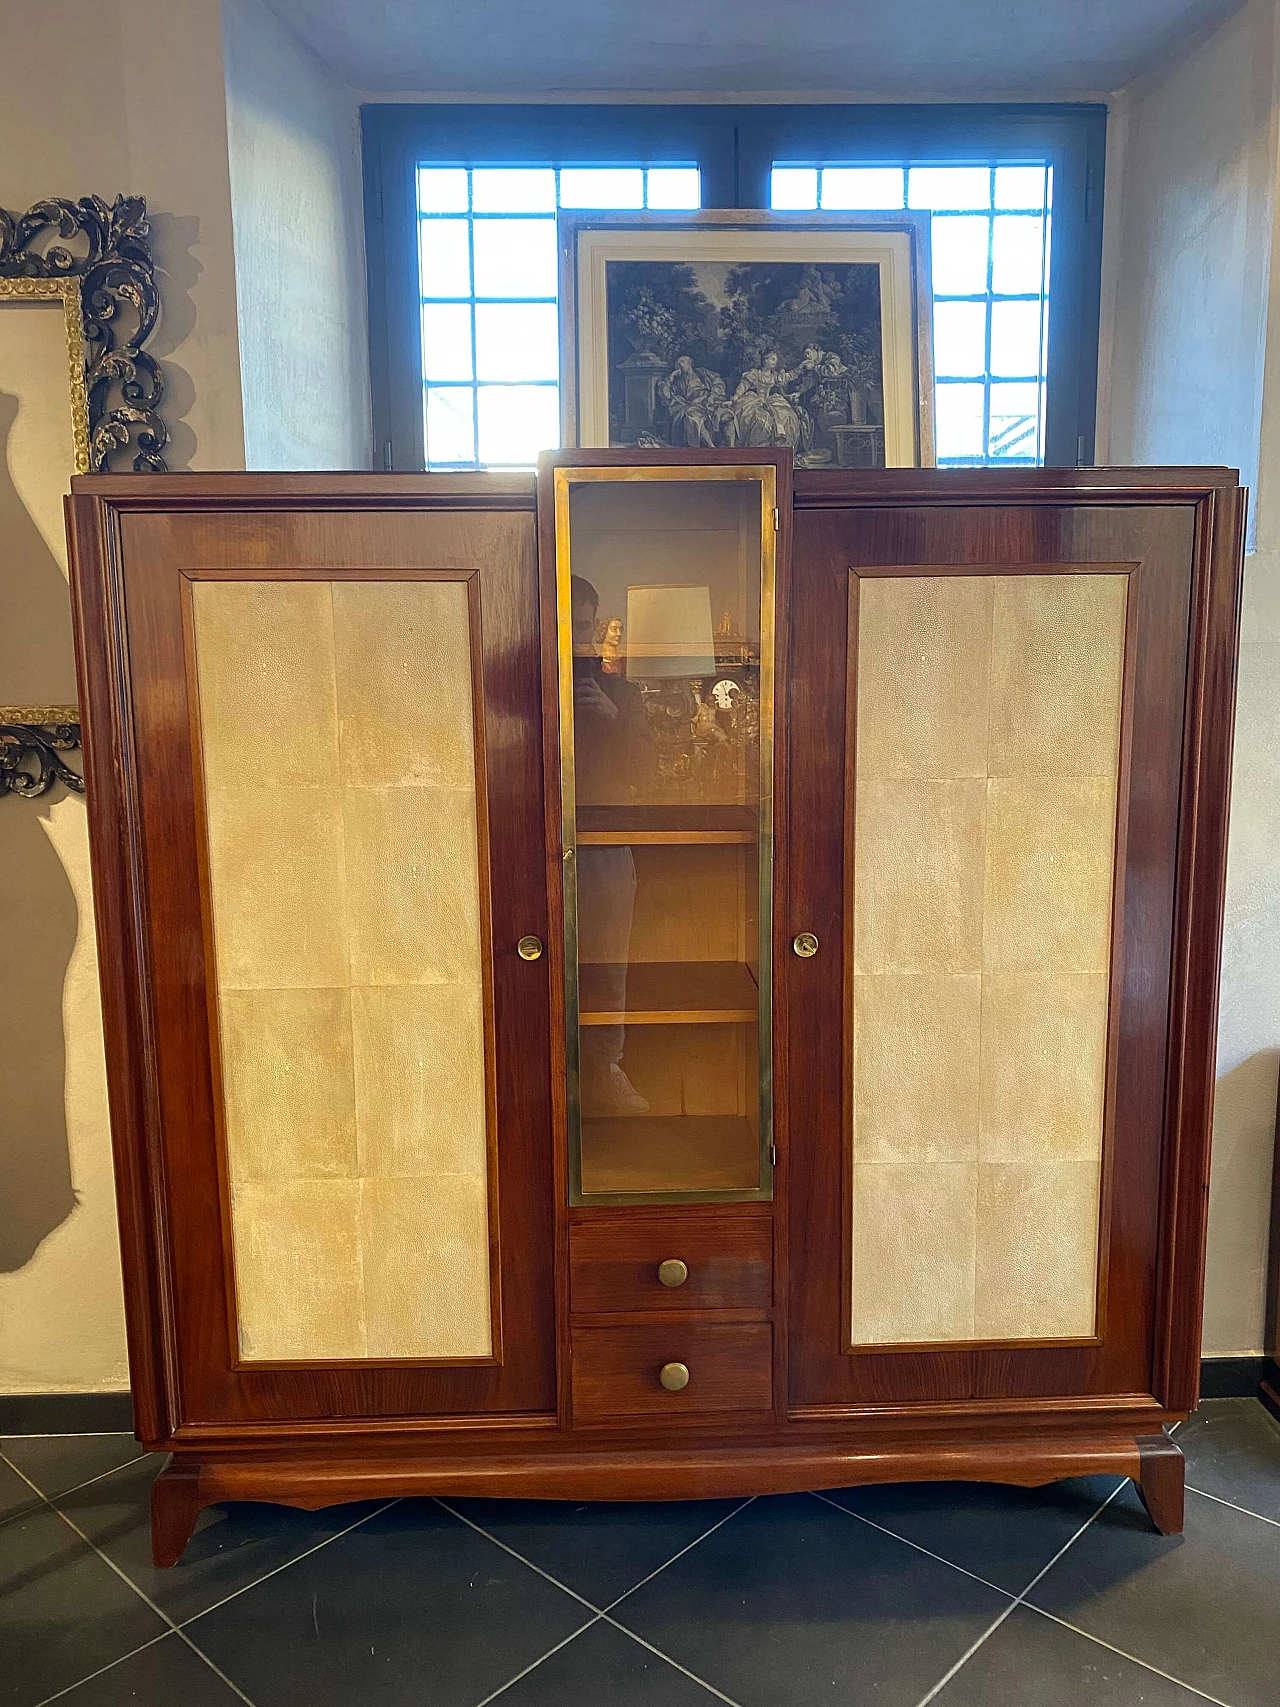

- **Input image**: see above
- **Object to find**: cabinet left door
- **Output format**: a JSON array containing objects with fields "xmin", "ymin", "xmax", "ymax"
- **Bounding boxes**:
[{"xmin": 69, "ymin": 486, "xmax": 557, "ymax": 1433}]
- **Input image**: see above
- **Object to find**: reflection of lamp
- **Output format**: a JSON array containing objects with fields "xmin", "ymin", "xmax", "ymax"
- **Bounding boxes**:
[{"xmin": 624, "ymin": 584, "xmax": 715, "ymax": 679}]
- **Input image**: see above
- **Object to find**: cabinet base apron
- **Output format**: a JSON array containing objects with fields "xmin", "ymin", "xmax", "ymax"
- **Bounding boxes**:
[{"xmin": 150, "ymin": 1430, "xmax": 1185, "ymax": 1567}]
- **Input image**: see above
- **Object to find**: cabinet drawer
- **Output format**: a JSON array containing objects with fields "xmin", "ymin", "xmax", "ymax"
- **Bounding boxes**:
[
  {"xmin": 570, "ymin": 1212, "xmax": 773, "ymax": 1314},
  {"xmin": 571, "ymin": 1322, "xmax": 773, "ymax": 1420}
]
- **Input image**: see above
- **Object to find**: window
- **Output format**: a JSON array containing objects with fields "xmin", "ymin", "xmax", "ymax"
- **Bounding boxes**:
[
  {"xmin": 364, "ymin": 105, "xmax": 1104, "ymax": 472},
  {"xmin": 418, "ymin": 166, "xmax": 700, "ymax": 469},
  {"xmin": 770, "ymin": 163, "xmax": 1053, "ymax": 466}
]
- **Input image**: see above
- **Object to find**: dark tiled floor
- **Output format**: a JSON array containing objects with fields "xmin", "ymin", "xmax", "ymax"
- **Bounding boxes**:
[{"xmin": 1, "ymin": 1399, "xmax": 1276, "ymax": 1707}]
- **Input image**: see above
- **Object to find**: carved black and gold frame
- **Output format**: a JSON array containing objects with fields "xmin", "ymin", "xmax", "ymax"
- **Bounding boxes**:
[
  {"xmin": 0, "ymin": 707, "xmax": 84, "ymax": 799},
  {"xmin": 0, "ymin": 194, "xmax": 167, "ymax": 472}
]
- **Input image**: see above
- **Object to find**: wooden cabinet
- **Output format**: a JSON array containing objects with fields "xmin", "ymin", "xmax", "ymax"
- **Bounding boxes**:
[{"xmin": 66, "ymin": 459, "xmax": 1244, "ymax": 1566}]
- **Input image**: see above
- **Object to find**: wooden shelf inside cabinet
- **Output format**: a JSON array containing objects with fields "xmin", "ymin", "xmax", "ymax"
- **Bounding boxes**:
[
  {"xmin": 576, "ymin": 804, "xmax": 758, "ymax": 847},
  {"xmin": 579, "ymin": 961, "xmax": 759, "ymax": 1026},
  {"xmin": 580, "ymin": 1115, "xmax": 760, "ymax": 1195}
]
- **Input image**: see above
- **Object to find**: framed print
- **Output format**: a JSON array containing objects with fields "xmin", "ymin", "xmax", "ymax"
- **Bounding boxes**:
[{"xmin": 559, "ymin": 209, "xmax": 933, "ymax": 468}]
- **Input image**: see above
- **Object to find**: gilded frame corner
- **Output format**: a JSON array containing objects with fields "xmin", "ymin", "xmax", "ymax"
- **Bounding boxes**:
[
  {"xmin": 0, "ymin": 194, "xmax": 167, "ymax": 472},
  {"xmin": 0, "ymin": 275, "xmax": 91, "ymax": 473}
]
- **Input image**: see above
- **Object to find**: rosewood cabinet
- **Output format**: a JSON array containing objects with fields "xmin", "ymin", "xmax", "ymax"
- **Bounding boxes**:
[{"xmin": 65, "ymin": 459, "xmax": 1244, "ymax": 1566}]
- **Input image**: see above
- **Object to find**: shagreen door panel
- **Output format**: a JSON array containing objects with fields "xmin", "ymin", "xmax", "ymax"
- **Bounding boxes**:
[
  {"xmin": 785, "ymin": 499, "xmax": 1199, "ymax": 1411},
  {"xmin": 118, "ymin": 500, "xmax": 556, "ymax": 1424},
  {"xmin": 848, "ymin": 568, "xmax": 1128, "ymax": 1347}
]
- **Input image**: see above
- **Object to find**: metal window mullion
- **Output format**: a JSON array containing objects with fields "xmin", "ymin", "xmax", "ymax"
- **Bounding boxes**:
[
  {"xmin": 981, "ymin": 168, "xmax": 995, "ymax": 462},
  {"xmin": 1038, "ymin": 164, "xmax": 1051, "ymax": 459},
  {"xmin": 429, "ymin": 378, "xmax": 564, "ymax": 389},
  {"xmin": 420, "ymin": 211, "xmax": 557, "ymax": 220},
  {"xmin": 467, "ymin": 170, "xmax": 479, "ymax": 468},
  {"xmin": 443, "ymin": 296, "xmax": 558, "ymax": 306}
]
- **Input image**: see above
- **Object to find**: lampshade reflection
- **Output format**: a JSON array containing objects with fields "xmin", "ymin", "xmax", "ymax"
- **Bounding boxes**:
[{"xmin": 624, "ymin": 584, "xmax": 715, "ymax": 679}]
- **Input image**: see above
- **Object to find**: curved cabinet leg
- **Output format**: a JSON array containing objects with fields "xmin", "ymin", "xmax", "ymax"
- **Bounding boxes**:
[
  {"xmin": 151, "ymin": 1459, "xmax": 206, "ymax": 1567},
  {"xmin": 1135, "ymin": 1433, "xmax": 1185, "ymax": 1535}
]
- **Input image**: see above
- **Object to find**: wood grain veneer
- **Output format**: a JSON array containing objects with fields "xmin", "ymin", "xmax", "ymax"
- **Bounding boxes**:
[
  {"xmin": 570, "ymin": 1209, "xmax": 773, "ymax": 1314},
  {"xmin": 65, "ymin": 463, "xmax": 1241, "ymax": 1567},
  {"xmin": 570, "ymin": 1321, "xmax": 773, "ymax": 1420}
]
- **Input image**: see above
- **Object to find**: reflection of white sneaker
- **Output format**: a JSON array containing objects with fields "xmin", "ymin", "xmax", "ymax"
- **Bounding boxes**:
[{"xmin": 591, "ymin": 1064, "xmax": 650, "ymax": 1116}]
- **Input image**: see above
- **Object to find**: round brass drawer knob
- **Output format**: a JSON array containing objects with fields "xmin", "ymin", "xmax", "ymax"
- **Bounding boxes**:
[
  {"xmin": 792, "ymin": 931, "xmax": 819, "ymax": 958},
  {"xmin": 659, "ymin": 1361, "xmax": 690, "ymax": 1392},
  {"xmin": 657, "ymin": 1259, "xmax": 689, "ymax": 1288},
  {"xmin": 516, "ymin": 935, "xmax": 544, "ymax": 961}
]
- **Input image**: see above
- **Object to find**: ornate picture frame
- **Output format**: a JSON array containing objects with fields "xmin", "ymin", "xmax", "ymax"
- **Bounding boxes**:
[
  {"xmin": 559, "ymin": 209, "xmax": 934, "ymax": 469},
  {"xmin": 0, "ymin": 194, "xmax": 167, "ymax": 472}
]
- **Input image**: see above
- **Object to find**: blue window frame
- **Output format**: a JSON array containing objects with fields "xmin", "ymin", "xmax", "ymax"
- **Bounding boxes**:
[
  {"xmin": 363, "ymin": 104, "xmax": 1104, "ymax": 472},
  {"xmin": 417, "ymin": 165, "xmax": 700, "ymax": 469},
  {"xmin": 770, "ymin": 162, "xmax": 1053, "ymax": 466}
]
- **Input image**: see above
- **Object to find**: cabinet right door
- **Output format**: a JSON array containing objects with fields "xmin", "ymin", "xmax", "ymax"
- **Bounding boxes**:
[{"xmin": 783, "ymin": 483, "xmax": 1239, "ymax": 1412}]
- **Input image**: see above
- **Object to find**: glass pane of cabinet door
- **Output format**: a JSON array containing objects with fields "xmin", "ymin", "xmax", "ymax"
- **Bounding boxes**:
[{"xmin": 553, "ymin": 463, "xmax": 778, "ymax": 1204}]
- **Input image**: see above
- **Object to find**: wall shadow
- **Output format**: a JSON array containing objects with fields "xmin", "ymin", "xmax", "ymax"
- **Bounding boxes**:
[
  {"xmin": 0, "ymin": 805, "xmax": 78, "ymax": 1271},
  {"xmin": 0, "ymin": 385, "xmax": 79, "ymax": 1271},
  {"xmin": 147, "ymin": 212, "xmax": 203, "ymax": 469},
  {"xmin": 0, "ymin": 389, "xmax": 78, "ymax": 701}
]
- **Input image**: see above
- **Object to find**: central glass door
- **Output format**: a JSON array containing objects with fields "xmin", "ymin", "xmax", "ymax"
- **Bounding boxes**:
[{"xmin": 553, "ymin": 463, "xmax": 778, "ymax": 1204}]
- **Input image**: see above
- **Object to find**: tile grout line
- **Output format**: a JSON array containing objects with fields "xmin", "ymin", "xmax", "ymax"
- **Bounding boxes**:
[
  {"xmin": 599, "ymin": 1498, "xmax": 757, "ymax": 1615},
  {"xmin": 433, "ymin": 1498, "xmax": 607, "ymax": 1615},
  {"xmin": 0, "ymin": 1451, "xmax": 152, "ymax": 1537},
  {"xmin": 438, "ymin": 1497, "xmax": 755, "ymax": 1707},
  {"xmin": 41, "ymin": 1453, "xmax": 152, "ymax": 1506},
  {"xmin": 909, "ymin": 1478, "xmax": 1128, "ymax": 1707},
  {"xmin": 15, "ymin": 1445, "xmax": 1258, "ymax": 1707},
  {"xmin": 49, "ymin": 1452, "xmax": 153, "ymax": 1501},
  {"xmin": 467, "ymin": 1617, "xmax": 604, "ymax": 1707},
  {"xmin": 910, "ymin": 1600, "xmax": 1022, "ymax": 1707},
  {"xmin": 1186, "ymin": 1482, "xmax": 1280, "ymax": 1530},
  {"xmin": 28, "ymin": 1496, "xmax": 403, "ymax": 1705},
  {"xmin": 429, "ymin": 1502, "xmax": 611, "ymax": 1707},
  {"xmin": 811, "ymin": 1493, "xmax": 1015, "ymax": 1599},
  {"xmin": 911, "ymin": 1474, "xmax": 1252, "ymax": 1707},
  {"xmin": 1020, "ymin": 1604, "xmax": 1233, "ymax": 1707},
  {"xmin": 31, "ymin": 1632, "xmax": 175, "ymax": 1707},
  {"xmin": 175, "ymin": 1499, "xmax": 404, "ymax": 1632},
  {"xmin": 595, "ymin": 1613, "xmax": 746, "ymax": 1707},
  {"xmin": 0, "ymin": 1450, "xmax": 257, "ymax": 1706}
]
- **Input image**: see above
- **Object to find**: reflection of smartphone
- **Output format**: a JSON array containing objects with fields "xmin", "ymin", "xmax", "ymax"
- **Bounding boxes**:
[{"xmin": 573, "ymin": 654, "xmax": 594, "ymax": 682}]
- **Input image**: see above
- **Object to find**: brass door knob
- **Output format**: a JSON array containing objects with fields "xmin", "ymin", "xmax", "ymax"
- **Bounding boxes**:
[
  {"xmin": 516, "ymin": 935, "xmax": 544, "ymax": 961},
  {"xmin": 657, "ymin": 1259, "xmax": 689, "ymax": 1288},
  {"xmin": 659, "ymin": 1361, "xmax": 690, "ymax": 1392},
  {"xmin": 792, "ymin": 931, "xmax": 819, "ymax": 958}
]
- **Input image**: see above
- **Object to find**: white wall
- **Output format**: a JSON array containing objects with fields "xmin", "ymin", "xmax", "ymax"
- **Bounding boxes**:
[
  {"xmin": 1107, "ymin": 0, "xmax": 1280, "ymax": 1355},
  {"xmin": 1106, "ymin": 1, "xmax": 1275, "ymax": 506},
  {"xmin": 1, "ymin": 0, "xmax": 247, "ymax": 474},
  {"xmin": 223, "ymin": 0, "xmax": 371, "ymax": 469},
  {"xmin": 0, "ymin": 302, "xmax": 125, "ymax": 1394},
  {"xmin": 1, "ymin": 0, "xmax": 246, "ymax": 1393},
  {"xmin": 1, "ymin": 0, "xmax": 370, "ymax": 1393},
  {"xmin": 4, "ymin": 0, "xmax": 1276, "ymax": 1386}
]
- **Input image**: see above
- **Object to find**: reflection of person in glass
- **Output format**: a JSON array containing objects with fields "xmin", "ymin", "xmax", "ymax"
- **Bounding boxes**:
[{"xmin": 572, "ymin": 574, "xmax": 655, "ymax": 1117}]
